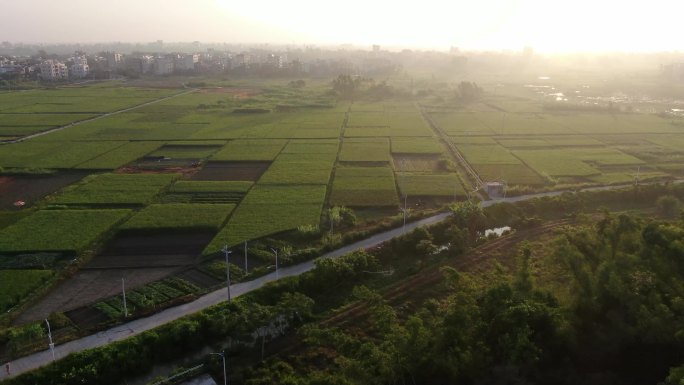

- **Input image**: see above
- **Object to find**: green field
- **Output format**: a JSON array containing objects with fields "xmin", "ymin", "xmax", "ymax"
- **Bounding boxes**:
[
  {"xmin": 120, "ymin": 204, "xmax": 234, "ymax": 231},
  {"xmin": 76, "ymin": 141, "xmax": 164, "ymax": 169},
  {"xmin": 169, "ymin": 181, "xmax": 253, "ymax": 193},
  {"xmin": 53, "ymin": 173, "xmax": 178, "ymax": 205},
  {"xmin": 339, "ymin": 138, "xmax": 391, "ymax": 162},
  {"xmin": 258, "ymin": 152, "xmax": 336, "ymax": 185},
  {"xmin": 330, "ymin": 166, "xmax": 398, "ymax": 207},
  {"xmin": 396, "ymin": 173, "xmax": 465, "ymax": 197},
  {"xmin": 205, "ymin": 184, "xmax": 327, "ymax": 251},
  {"xmin": 0, "ymin": 270, "xmax": 53, "ymax": 312},
  {"xmin": 0, "ymin": 209, "xmax": 131, "ymax": 252},
  {"xmin": 210, "ymin": 139, "xmax": 287, "ymax": 161}
]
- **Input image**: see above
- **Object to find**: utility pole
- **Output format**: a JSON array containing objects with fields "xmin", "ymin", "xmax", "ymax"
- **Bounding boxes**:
[
  {"xmin": 402, "ymin": 194, "xmax": 408, "ymax": 232},
  {"xmin": 329, "ymin": 208, "xmax": 334, "ymax": 235},
  {"xmin": 270, "ymin": 248, "xmax": 279, "ymax": 280},
  {"xmin": 44, "ymin": 319, "xmax": 55, "ymax": 361},
  {"xmin": 210, "ymin": 351, "xmax": 227, "ymax": 385},
  {"xmin": 244, "ymin": 240, "xmax": 248, "ymax": 273},
  {"xmin": 222, "ymin": 245, "xmax": 232, "ymax": 302},
  {"xmin": 121, "ymin": 278, "xmax": 128, "ymax": 318}
]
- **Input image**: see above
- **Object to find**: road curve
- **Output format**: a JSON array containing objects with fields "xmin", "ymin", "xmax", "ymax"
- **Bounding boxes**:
[{"xmin": 1, "ymin": 180, "xmax": 680, "ymax": 380}]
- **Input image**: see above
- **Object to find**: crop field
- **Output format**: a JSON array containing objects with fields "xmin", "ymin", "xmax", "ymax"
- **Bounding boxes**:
[
  {"xmin": 431, "ymin": 112, "xmax": 495, "ymax": 135},
  {"xmin": 391, "ymin": 137, "xmax": 443, "ymax": 154},
  {"xmin": 512, "ymin": 150, "xmax": 600, "ymax": 177},
  {"xmin": 339, "ymin": 138, "xmax": 391, "ymax": 162},
  {"xmin": 119, "ymin": 204, "xmax": 234, "ymax": 231},
  {"xmin": 344, "ymin": 126, "xmax": 391, "ymax": 137},
  {"xmin": 347, "ymin": 112, "xmax": 387, "ymax": 127},
  {"xmin": 547, "ymin": 113, "xmax": 680, "ymax": 134},
  {"xmin": 75, "ymin": 141, "xmax": 164, "ymax": 169},
  {"xmin": 0, "ymin": 141, "xmax": 122, "ymax": 169},
  {"xmin": 456, "ymin": 144, "xmax": 522, "ymax": 164},
  {"xmin": 210, "ymin": 139, "xmax": 287, "ymax": 161},
  {"xmin": 0, "ymin": 113, "xmax": 98, "ymax": 138},
  {"xmin": 258, "ymin": 152, "xmax": 337, "ymax": 185},
  {"xmin": 392, "ymin": 155, "xmax": 444, "ymax": 172},
  {"xmin": 451, "ymin": 136, "xmax": 498, "ymax": 145},
  {"xmin": 0, "ymin": 209, "xmax": 131, "ymax": 252},
  {"xmin": 205, "ymin": 184, "xmax": 327, "ymax": 251},
  {"xmin": 281, "ymin": 139, "xmax": 339, "ymax": 154},
  {"xmin": 473, "ymin": 164, "xmax": 546, "ymax": 185},
  {"xmin": 169, "ymin": 180, "xmax": 253, "ymax": 193},
  {"xmin": 330, "ymin": 166, "xmax": 398, "ymax": 207},
  {"xmin": 53, "ymin": 173, "xmax": 178, "ymax": 205},
  {"xmin": 147, "ymin": 144, "xmax": 222, "ymax": 159},
  {"xmin": 396, "ymin": 173, "xmax": 465, "ymax": 197},
  {"xmin": 0, "ymin": 87, "xmax": 176, "ymax": 114},
  {"xmin": 0, "ymin": 270, "xmax": 53, "ymax": 312},
  {"xmin": 386, "ymin": 112, "xmax": 433, "ymax": 136}
]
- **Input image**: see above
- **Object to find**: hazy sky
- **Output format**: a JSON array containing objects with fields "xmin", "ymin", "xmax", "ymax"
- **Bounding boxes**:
[{"xmin": 2, "ymin": 0, "xmax": 683, "ymax": 52}]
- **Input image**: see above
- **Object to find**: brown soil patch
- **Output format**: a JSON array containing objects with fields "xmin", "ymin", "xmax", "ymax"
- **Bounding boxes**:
[
  {"xmin": 15, "ymin": 232, "xmax": 215, "ymax": 325},
  {"xmin": 190, "ymin": 161, "xmax": 270, "ymax": 181},
  {"xmin": 15, "ymin": 267, "xmax": 179, "ymax": 324},
  {"xmin": 117, "ymin": 165, "xmax": 200, "ymax": 178},
  {"xmin": 0, "ymin": 173, "xmax": 87, "ymax": 210},
  {"xmin": 175, "ymin": 268, "xmax": 222, "ymax": 289}
]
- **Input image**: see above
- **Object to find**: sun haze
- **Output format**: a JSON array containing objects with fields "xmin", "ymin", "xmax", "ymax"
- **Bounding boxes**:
[{"xmin": 1, "ymin": 0, "xmax": 683, "ymax": 52}]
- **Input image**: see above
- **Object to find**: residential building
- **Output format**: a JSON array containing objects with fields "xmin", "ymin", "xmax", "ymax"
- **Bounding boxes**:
[
  {"xmin": 175, "ymin": 54, "xmax": 199, "ymax": 71},
  {"xmin": 39, "ymin": 60, "xmax": 68, "ymax": 81},
  {"xmin": 70, "ymin": 55, "xmax": 89, "ymax": 78},
  {"xmin": 154, "ymin": 56, "xmax": 175, "ymax": 75}
]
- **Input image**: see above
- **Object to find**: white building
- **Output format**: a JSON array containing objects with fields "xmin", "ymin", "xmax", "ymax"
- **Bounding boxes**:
[
  {"xmin": 70, "ymin": 55, "xmax": 89, "ymax": 78},
  {"xmin": 141, "ymin": 55, "xmax": 155, "ymax": 74},
  {"xmin": 39, "ymin": 60, "xmax": 69, "ymax": 81},
  {"xmin": 104, "ymin": 52, "xmax": 122, "ymax": 70}
]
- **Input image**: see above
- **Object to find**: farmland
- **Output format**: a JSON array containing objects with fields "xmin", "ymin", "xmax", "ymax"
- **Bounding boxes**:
[
  {"xmin": 119, "ymin": 204, "xmax": 234, "ymax": 231},
  {"xmin": 1, "ymin": 72, "xmax": 684, "ymax": 358},
  {"xmin": 330, "ymin": 166, "xmax": 398, "ymax": 207},
  {"xmin": 0, "ymin": 209, "xmax": 131, "ymax": 252},
  {"xmin": 53, "ymin": 173, "xmax": 178, "ymax": 205},
  {"xmin": 0, "ymin": 270, "xmax": 53, "ymax": 312}
]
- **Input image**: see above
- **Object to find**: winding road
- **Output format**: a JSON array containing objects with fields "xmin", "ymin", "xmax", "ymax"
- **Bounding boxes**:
[{"xmin": 0, "ymin": 182, "xmax": 678, "ymax": 380}]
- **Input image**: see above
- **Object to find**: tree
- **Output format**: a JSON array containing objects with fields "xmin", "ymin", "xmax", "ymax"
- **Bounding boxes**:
[
  {"xmin": 456, "ymin": 81, "xmax": 482, "ymax": 102},
  {"xmin": 657, "ymin": 195, "xmax": 682, "ymax": 218}
]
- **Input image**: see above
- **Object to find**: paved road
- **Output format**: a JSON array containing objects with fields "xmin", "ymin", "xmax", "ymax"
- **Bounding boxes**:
[
  {"xmin": 1, "ymin": 180, "xmax": 680, "ymax": 380},
  {"xmin": 0, "ymin": 89, "xmax": 195, "ymax": 144}
]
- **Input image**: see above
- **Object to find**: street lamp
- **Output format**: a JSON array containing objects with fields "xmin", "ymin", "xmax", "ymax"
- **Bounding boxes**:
[
  {"xmin": 121, "ymin": 277, "xmax": 128, "ymax": 318},
  {"xmin": 210, "ymin": 351, "xmax": 227, "ymax": 385},
  {"xmin": 222, "ymin": 245, "xmax": 232, "ymax": 302},
  {"xmin": 44, "ymin": 319, "xmax": 55, "ymax": 361},
  {"xmin": 270, "ymin": 248, "xmax": 278, "ymax": 280}
]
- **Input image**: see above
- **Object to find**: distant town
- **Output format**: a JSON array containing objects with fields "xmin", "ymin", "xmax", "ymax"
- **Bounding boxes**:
[
  {"xmin": 0, "ymin": 41, "xmax": 412, "ymax": 82},
  {"xmin": 2, "ymin": 40, "xmax": 684, "ymax": 85}
]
